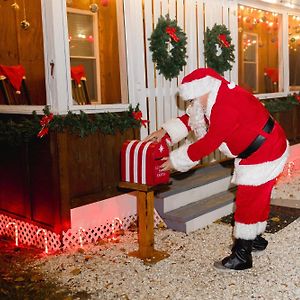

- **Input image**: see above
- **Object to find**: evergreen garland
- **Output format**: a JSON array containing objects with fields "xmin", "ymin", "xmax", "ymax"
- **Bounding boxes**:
[
  {"xmin": 262, "ymin": 94, "xmax": 300, "ymax": 113},
  {"xmin": 149, "ymin": 15, "xmax": 187, "ymax": 80},
  {"xmin": 0, "ymin": 105, "xmax": 144, "ymax": 146},
  {"xmin": 204, "ymin": 24, "xmax": 235, "ymax": 75}
]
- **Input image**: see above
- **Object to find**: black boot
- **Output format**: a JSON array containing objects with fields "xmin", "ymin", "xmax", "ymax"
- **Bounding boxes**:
[
  {"xmin": 214, "ymin": 239, "xmax": 253, "ymax": 271},
  {"xmin": 252, "ymin": 235, "xmax": 268, "ymax": 252}
]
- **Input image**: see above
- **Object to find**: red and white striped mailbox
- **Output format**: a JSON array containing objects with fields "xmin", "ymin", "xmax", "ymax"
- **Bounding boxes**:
[{"xmin": 121, "ymin": 139, "xmax": 170, "ymax": 186}]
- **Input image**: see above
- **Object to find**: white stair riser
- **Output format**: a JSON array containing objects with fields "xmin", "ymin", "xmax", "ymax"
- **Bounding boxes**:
[
  {"xmin": 161, "ymin": 176, "xmax": 232, "ymax": 213},
  {"xmin": 185, "ymin": 202, "xmax": 235, "ymax": 234}
]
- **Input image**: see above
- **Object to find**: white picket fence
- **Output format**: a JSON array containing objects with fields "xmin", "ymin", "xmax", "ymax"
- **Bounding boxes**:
[{"xmin": 123, "ymin": 0, "xmax": 238, "ymax": 163}]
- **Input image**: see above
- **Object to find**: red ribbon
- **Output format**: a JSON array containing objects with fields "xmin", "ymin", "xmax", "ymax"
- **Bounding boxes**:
[
  {"xmin": 132, "ymin": 111, "xmax": 149, "ymax": 128},
  {"xmin": 294, "ymin": 94, "xmax": 300, "ymax": 103},
  {"xmin": 218, "ymin": 34, "xmax": 230, "ymax": 48},
  {"xmin": 166, "ymin": 26, "xmax": 180, "ymax": 43},
  {"xmin": 37, "ymin": 113, "xmax": 54, "ymax": 138}
]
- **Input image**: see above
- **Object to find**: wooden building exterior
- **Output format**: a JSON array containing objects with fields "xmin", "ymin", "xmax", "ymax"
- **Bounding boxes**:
[{"xmin": 0, "ymin": 0, "xmax": 300, "ymax": 236}]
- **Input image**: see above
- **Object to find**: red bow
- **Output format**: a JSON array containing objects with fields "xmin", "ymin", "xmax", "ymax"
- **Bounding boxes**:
[
  {"xmin": 37, "ymin": 113, "xmax": 54, "ymax": 138},
  {"xmin": 132, "ymin": 111, "xmax": 149, "ymax": 128},
  {"xmin": 218, "ymin": 34, "xmax": 230, "ymax": 48},
  {"xmin": 294, "ymin": 94, "xmax": 300, "ymax": 103},
  {"xmin": 166, "ymin": 26, "xmax": 180, "ymax": 43}
]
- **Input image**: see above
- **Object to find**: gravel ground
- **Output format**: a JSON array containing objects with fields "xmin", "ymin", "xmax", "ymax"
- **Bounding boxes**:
[
  {"xmin": 272, "ymin": 171, "xmax": 300, "ymax": 203},
  {"xmin": 31, "ymin": 217, "xmax": 300, "ymax": 300}
]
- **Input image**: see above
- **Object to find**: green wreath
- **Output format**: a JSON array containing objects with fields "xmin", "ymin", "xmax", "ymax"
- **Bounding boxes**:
[
  {"xmin": 204, "ymin": 24, "xmax": 235, "ymax": 75},
  {"xmin": 149, "ymin": 15, "xmax": 187, "ymax": 80}
]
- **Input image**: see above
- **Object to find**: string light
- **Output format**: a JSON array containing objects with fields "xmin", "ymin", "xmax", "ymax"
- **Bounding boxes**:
[
  {"xmin": 78, "ymin": 227, "xmax": 86, "ymax": 248},
  {"xmin": 37, "ymin": 229, "xmax": 49, "ymax": 254},
  {"xmin": 110, "ymin": 217, "xmax": 123, "ymax": 241},
  {"xmin": 6, "ymin": 222, "xmax": 19, "ymax": 247}
]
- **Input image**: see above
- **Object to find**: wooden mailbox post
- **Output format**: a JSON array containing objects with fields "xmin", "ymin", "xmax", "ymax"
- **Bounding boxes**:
[{"xmin": 119, "ymin": 181, "xmax": 169, "ymax": 264}]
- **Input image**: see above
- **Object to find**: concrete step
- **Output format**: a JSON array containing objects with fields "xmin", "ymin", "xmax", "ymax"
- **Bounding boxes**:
[
  {"xmin": 155, "ymin": 163, "xmax": 233, "ymax": 214},
  {"xmin": 163, "ymin": 190, "xmax": 235, "ymax": 234}
]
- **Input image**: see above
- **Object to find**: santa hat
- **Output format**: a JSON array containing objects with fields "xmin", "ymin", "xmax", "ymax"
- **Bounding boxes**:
[
  {"xmin": 71, "ymin": 65, "xmax": 86, "ymax": 86},
  {"xmin": 179, "ymin": 68, "xmax": 236, "ymax": 101},
  {"xmin": 0, "ymin": 64, "xmax": 26, "ymax": 94}
]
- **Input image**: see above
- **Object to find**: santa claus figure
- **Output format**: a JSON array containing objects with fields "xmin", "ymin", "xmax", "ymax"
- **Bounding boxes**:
[{"xmin": 145, "ymin": 68, "xmax": 289, "ymax": 271}]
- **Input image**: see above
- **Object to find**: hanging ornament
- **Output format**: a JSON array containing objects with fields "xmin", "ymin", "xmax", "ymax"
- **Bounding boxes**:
[
  {"xmin": 238, "ymin": 27, "xmax": 243, "ymax": 33},
  {"xmin": 11, "ymin": 2, "xmax": 20, "ymax": 10},
  {"xmin": 100, "ymin": 0, "xmax": 109, "ymax": 6},
  {"xmin": 89, "ymin": 2, "xmax": 99, "ymax": 13},
  {"xmin": 291, "ymin": 37, "xmax": 296, "ymax": 43},
  {"xmin": 20, "ymin": 20, "xmax": 30, "ymax": 30},
  {"xmin": 20, "ymin": 0, "xmax": 30, "ymax": 30}
]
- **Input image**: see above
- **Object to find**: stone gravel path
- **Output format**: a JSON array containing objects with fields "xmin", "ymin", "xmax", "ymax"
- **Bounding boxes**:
[{"xmin": 32, "ymin": 217, "xmax": 300, "ymax": 300}]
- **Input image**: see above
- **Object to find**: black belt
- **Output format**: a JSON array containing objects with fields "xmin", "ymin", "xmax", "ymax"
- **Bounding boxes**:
[{"xmin": 237, "ymin": 116, "xmax": 275, "ymax": 159}]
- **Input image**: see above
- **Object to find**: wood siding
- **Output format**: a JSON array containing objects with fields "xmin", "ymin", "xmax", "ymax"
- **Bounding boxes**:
[
  {"xmin": 0, "ymin": 0, "xmax": 46, "ymax": 105},
  {"xmin": 0, "ymin": 117, "xmax": 139, "ymax": 232}
]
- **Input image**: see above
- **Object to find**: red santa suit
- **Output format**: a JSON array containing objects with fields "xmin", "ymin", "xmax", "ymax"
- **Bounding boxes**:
[{"xmin": 162, "ymin": 68, "xmax": 289, "ymax": 240}]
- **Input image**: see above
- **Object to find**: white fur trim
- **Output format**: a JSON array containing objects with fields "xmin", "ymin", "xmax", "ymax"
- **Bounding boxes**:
[
  {"xmin": 234, "ymin": 221, "xmax": 267, "ymax": 239},
  {"xmin": 228, "ymin": 81, "xmax": 236, "ymax": 89},
  {"xmin": 257, "ymin": 221, "xmax": 267, "ymax": 235},
  {"xmin": 179, "ymin": 76, "xmax": 221, "ymax": 101},
  {"xmin": 170, "ymin": 144, "xmax": 200, "ymax": 172},
  {"xmin": 205, "ymin": 79, "xmax": 221, "ymax": 119},
  {"xmin": 162, "ymin": 118, "xmax": 189, "ymax": 144},
  {"xmin": 218, "ymin": 142, "xmax": 237, "ymax": 158},
  {"xmin": 232, "ymin": 140, "xmax": 289, "ymax": 186},
  {"xmin": 234, "ymin": 222, "xmax": 259, "ymax": 240}
]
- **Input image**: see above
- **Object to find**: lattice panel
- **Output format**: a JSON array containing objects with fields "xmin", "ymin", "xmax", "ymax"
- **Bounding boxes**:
[
  {"xmin": 0, "ymin": 209, "xmax": 166, "ymax": 251},
  {"xmin": 62, "ymin": 210, "xmax": 166, "ymax": 250},
  {"xmin": 0, "ymin": 214, "xmax": 61, "ymax": 252}
]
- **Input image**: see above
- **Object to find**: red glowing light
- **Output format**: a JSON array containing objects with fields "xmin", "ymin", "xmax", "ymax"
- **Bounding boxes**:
[
  {"xmin": 6, "ymin": 222, "xmax": 18, "ymax": 246},
  {"xmin": 37, "ymin": 229, "xmax": 49, "ymax": 254},
  {"xmin": 87, "ymin": 35, "xmax": 94, "ymax": 42}
]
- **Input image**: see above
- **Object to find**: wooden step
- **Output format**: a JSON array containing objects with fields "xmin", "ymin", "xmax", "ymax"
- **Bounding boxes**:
[
  {"xmin": 163, "ymin": 191, "xmax": 235, "ymax": 233},
  {"xmin": 155, "ymin": 163, "xmax": 233, "ymax": 214}
]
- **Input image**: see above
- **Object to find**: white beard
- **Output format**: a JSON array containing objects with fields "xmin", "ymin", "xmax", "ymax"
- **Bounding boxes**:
[{"xmin": 186, "ymin": 99, "xmax": 207, "ymax": 139}]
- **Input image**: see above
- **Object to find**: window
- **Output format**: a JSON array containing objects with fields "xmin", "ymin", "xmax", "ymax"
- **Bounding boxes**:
[
  {"xmin": 288, "ymin": 15, "xmax": 300, "ymax": 90},
  {"xmin": 66, "ymin": 1, "xmax": 126, "ymax": 106},
  {"xmin": 238, "ymin": 5, "xmax": 282, "ymax": 94},
  {"xmin": 242, "ymin": 33, "xmax": 258, "ymax": 92},
  {"xmin": 67, "ymin": 9, "xmax": 100, "ymax": 103}
]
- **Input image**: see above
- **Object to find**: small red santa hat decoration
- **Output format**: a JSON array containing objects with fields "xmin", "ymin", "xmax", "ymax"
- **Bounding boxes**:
[{"xmin": 179, "ymin": 67, "xmax": 236, "ymax": 101}]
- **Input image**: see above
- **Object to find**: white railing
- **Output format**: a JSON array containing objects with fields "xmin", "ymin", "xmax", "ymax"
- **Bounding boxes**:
[{"xmin": 124, "ymin": 0, "xmax": 238, "ymax": 163}]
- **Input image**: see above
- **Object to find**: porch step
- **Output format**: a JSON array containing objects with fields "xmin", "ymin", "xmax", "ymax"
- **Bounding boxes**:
[
  {"xmin": 155, "ymin": 163, "xmax": 233, "ymax": 214},
  {"xmin": 155, "ymin": 163, "xmax": 235, "ymax": 234},
  {"xmin": 163, "ymin": 191, "xmax": 235, "ymax": 234}
]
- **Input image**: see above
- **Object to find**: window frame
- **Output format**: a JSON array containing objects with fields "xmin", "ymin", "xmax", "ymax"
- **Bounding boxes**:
[
  {"xmin": 287, "ymin": 13, "xmax": 300, "ymax": 91},
  {"xmin": 67, "ymin": 7, "xmax": 101, "ymax": 104},
  {"xmin": 237, "ymin": 1, "xmax": 289, "ymax": 99},
  {"xmin": 0, "ymin": 0, "xmax": 129, "ymax": 115}
]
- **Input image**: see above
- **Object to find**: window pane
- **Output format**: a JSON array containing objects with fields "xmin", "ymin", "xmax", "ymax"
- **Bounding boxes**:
[
  {"xmin": 70, "ymin": 58, "xmax": 97, "ymax": 101},
  {"xmin": 68, "ymin": 13, "xmax": 94, "ymax": 57},
  {"xmin": 289, "ymin": 15, "xmax": 300, "ymax": 89},
  {"xmin": 238, "ymin": 5, "xmax": 282, "ymax": 94}
]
